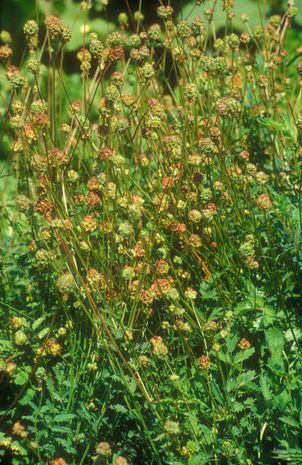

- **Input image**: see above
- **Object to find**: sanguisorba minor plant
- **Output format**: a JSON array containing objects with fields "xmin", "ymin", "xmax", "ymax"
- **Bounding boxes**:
[{"xmin": 1, "ymin": 0, "xmax": 302, "ymax": 464}]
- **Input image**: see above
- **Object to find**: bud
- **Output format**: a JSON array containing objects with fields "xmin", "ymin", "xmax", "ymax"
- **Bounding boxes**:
[
  {"xmin": 118, "ymin": 12, "xmax": 128, "ymax": 26},
  {"xmin": 0, "ymin": 30, "xmax": 12, "ymax": 44}
]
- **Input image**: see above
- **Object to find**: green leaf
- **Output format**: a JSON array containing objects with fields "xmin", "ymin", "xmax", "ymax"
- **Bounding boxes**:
[
  {"xmin": 226, "ymin": 333, "xmax": 238, "ymax": 354},
  {"xmin": 19, "ymin": 387, "xmax": 36, "ymax": 406},
  {"xmin": 262, "ymin": 306, "xmax": 276, "ymax": 327},
  {"xmin": 215, "ymin": 350, "xmax": 231, "ymax": 364},
  {"xmin": 274, "ymin": 448, "xmax": 302, "ymax": 463},
  {"xmin": 279, "ymin": 416, "xmax": 300, "ymax": 428},
  {"xmin": 0, "ymin": 338, "xmax": 13, "ymax": 350},
  {"xmin": 111, "ymin": 404, "xmax": 128, "ymax": 414},
  {"xmin": 54, "ymin": 436, "xmax": 76, "ymax": 453},
  {"xmin": 38, "ymin": 327, "xmax": 50, "ymax": 339},
  {"xmin": 14, "ymin": 367, "xmax": 31, "ymax": 385},
  {"xmin": 274, "ymin": 389, "xmax": 291, "ymax": 412},
  {"xmin": 236, "ymin": 370, "xmax": 257, "ymax": 388},
  {"xmin": 200, "ymin": 424, "xmax": 216, "ymax": 445},
  {"xmin": 233, "ymin": 347, "xmax": 255, "ymax": 364},
  {"xmin": 260, "ymin": 374, "xmax": 272, "ymax": 402},
  {"xmin": 211, "ymin": 380, "xmax": 224, "ymax": 403},
  {"xmin": 234, "ymin": 301, "xmax": 253, "ymax": 317},
  {"xmin": 32, "ymin": 315, "xmax": 46, "ymax": 331},
  {"xmin": 52, "ymin": 426, "xmax": 73, "ymax": 434},
  {"xmin": 257, "ymin": 117, "xmax": 284, "ymax": 132},
  {"xmin": 226, "ymin": 377, "xmax": 237, "ymax": 393},
  {"xmin": 53, "ymin": 413, "xmax": 76, "ymax": 422},
  {"xmin": 123, "ymin": 375, "xmax": 137, "ymax": 394},
  {"xmin": 11, "ymin": 441, "xmax": 27, "ymax": 456},
  {"xmin": 266, "ymin": 327, "xmax": 285, "ymax": 356},
  {"xmin": 153, "ymin": 433, "xmax": 166, "ymax": 442},
  {"xmin": 189, "ymin": 453, "xmax": 212, "ymax": 465}
]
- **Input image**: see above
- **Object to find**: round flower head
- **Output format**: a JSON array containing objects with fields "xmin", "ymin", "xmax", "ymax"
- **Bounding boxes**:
[
  {"xmin": 157, "ymin": 5, "xmax": 174, "ymax": 19},
  {"xmin": 164, "ymin": 420, "xmax": 180, "ymax": 435},
  {"xmin": 0, "ymin": 44, "xmax": 13, "ymax": 61},
  {"xmin": 14, "ymin": 330, "xmax": 27, "ymax": 346},
  {"xmin": 150, "ymin": 336, "xmax": 168, "ymax": 358},
  {"xmin": 256, "ymin": 193, "xmax": 272, "ymax": 210},
  {"xmin": 23, "ymin": 20, "xmax": 38, "ymax": 37},
  {"xmin": 56, "ymin": 272, "xmax": 75, "ymax": 294},
  {"xmin": 215, "ymin": 96, "xmax": 242, "ymax": 117},
  {"xmin": 238, "ymin": 338, "xmax": 251, "ymax": 350},
  {"xmin": 96, "ymin": 442, "xmax": 112, "ymax": 457},
  {"xmin": 115, "ymin": 457, "xmax": 128, "ymax": 465},
  {"xmin": 50, "ymin": 459, "xmax": 67, "ymax": 465},
  {"xmin": 0, "ymin": 30, "xmax": 12, "ymax": 44},
  {"xmin": 45, "ymin": 16, "xmax": 70, "ymax": 43}
]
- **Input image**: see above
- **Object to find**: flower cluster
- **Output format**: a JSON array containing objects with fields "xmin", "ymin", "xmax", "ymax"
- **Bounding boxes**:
[{"xmin": 1, "ymin": 1, "xmax": 301, "ymax": 464}]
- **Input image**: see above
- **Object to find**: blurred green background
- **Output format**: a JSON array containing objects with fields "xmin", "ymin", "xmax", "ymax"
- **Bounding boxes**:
[{"xmin": 1, "ymin": 0, "xmax": 302, "ymax": 53}]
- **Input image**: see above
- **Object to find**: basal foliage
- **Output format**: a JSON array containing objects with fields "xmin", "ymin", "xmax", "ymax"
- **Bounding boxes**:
[{"xmin": 0, "ymin": 1, "xmax": 302, "ymax": 464}]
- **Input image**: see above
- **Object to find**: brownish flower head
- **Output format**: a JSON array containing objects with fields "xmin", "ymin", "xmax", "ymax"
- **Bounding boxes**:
[
  {"xmin": 87, "ymin": 268, "xmax": 105, "ymax": 289},
  {"xmin": 73, "ymin": 194, "xmax": 85, "ymax": 205},
  {"xmin": 256, "ymin": 193, "xmax": 272, "ymax": 210},
  {"xmin": 174, "ymin": 223, "xmax": 187, "ymax": 234},
  {"xmin": 238, "ymin": 338, "xmax": 251, "ymax": 350},
  {"xmin": 99, "ymin": 147, "xmax": 115, "ymax": 161},
  {"xmin": 48, "ymin": 148, "xmax": 69, "ymax": 167},
  {"xmin": 188, "ymin": 234, "xmax": 202, "ymax": 248},
  {"xmin": 87, "ymin": 191, "xmax": 101, "ymax": 207},
  {"xmin": 23, "ymin": 123, "xmax": 37, "ymax": 143},
  {"xmin": 199, "ymin": 355, "xmax": 211, "ymax": 369},
  {"xmin": 150, "ymin": 278, "xmax": 173, "ymax": 296},
  {"xmin": 10, "ymin": 317, "xmax": 24, "ymax": 329},
  {"xmin": 140, "ymin": 289, "xmax": 154, "ymax": 305},
  {"xmin": 0, "ymin": 44, "xmax": 13, "ymax": 60},
  {"xmin": 109, "ymin": 46, "xmax": 124, "ymax": 62},
  {"xmin": 81, "ymin": 215, "xmax": 97, "ymax": 233},
  {"xmin": 32, "ymin": 112, "xmax": 50, "ymax": 128},
  {"xmin": 131, "ymin": 241, "xmax": 146, "ymax": 258},
  {"xmin": 45, "ymin": 16, "xmax": 70, "ymax": 42},
  {"xmin": 50, "ymin": 458, "xmax": 68, "ymax": 465},
  {"xmin": 157, "ymin": 5, "xmax": 174, "ymax": 19},
  {"xmin": 5, "ymin": 361, "xmax": 17, "ymax": 375},
  {"xmin": 46, "ymin": 339, "xmax": 62, "ymax": 356},
  {"xmin": 45, "ymin": 16, "xmax": 63, "ymax": 39},
  {"xmin": 115, "ymin": 457, "xmax": 128, "ymax": 465},
  {"xmin": 215, "ymin": 96, "xmax": 242, "ymax": 117},
  {"xmin": 96, "ymin": 441, "xmax": 112, "ymax": 457},
  {"xmin": 87, "ymin": 176, "xmax": 100, "ymax": 191},
  {"xmin": 69, "ymin": 100, "xmax": 81, "ymax": 114},
  {"xmin": 150, "ymin": 336, "xmax": 168, "ymax": 357},
  {"xmin": 12, "ymin": 421, "xmax": 28, "ymax": 438},
  {"xmin": 77, "ymin": 47, "xmax": 91, "ymax": 63},
  {"xmin": 155, "ymin": 259, "xmax": 169, "ymax": 274},
  {"xmin": 36, "ymin": 198, "xmax": 54, "ymax": 217}
]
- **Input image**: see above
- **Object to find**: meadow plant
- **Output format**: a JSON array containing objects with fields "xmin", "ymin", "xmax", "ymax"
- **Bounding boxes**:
[{"xmin": 1, "ymin": 1, "xmax": 302, "ymax": 464}]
